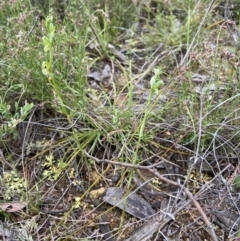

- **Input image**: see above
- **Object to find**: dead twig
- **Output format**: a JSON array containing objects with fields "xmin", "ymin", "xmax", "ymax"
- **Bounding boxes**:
[{"xmin": 84, "ymin": 150, "xmax": 218, "ymax": 241}]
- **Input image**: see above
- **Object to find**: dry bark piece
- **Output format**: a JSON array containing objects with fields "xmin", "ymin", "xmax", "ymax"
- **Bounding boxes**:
[
  {"xmin": 107, "ymin": 43, "xmax": 127, "ymax": 63},
  {"xmin": 103, "ymin": 187, "xmax": 155, "ymax": 220},
  {"xmin": 87, "ymin": 64, "xmax": 112, "ymax": 82},
  {"xmin": 124, "ymin": 218, "xmax": 162, "ymax": 241},
  {"xmin": 211, "ymin": 195, "xmax": 240, "ymax": 232},
  {"xmin": 124, "ymin": 197, "xmax": 176, "ymax": 241},
  {"xmin": 99, "ymin": 215, "xmax": 115, "ymax": 241}
]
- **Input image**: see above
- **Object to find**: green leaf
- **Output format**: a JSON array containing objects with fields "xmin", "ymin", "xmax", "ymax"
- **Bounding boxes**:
[
  {"xmin": 42, "ymin": 61, "xmax": 51, "ymax": 77},
  {"xmin": 150, "ymin": 67, "xmax": 163, "ymax": 90},
  {"xmin": 45, "ymin": 15, "xmax": 53, "ymax": 26},
  {"xmin": 233, "ymin": 175, "xmax": 240, "ymax": 188},
  {"xmin": 49, "ymin": 23, "xmax": 55, "ymax": 34},
  {"xmin": 150, "ymin": 74, "xmax": 157, "ymax": 89},
  {"xmin": 20, "ymin": 101, "xmax": 34, "ymax": 120},
  {"xmin": 42, "ymin": 36, "xmax": 52, "ymax": 52}
]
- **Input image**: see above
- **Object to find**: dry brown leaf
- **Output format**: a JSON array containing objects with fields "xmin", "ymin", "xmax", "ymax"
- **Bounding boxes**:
[
  {"xmin": 89, "ymin": 187, "xmax": 106, "ymax": 199},
  {"xmin": 0, "ymin": 201, "xmax": 27, "ymax": 213}
]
